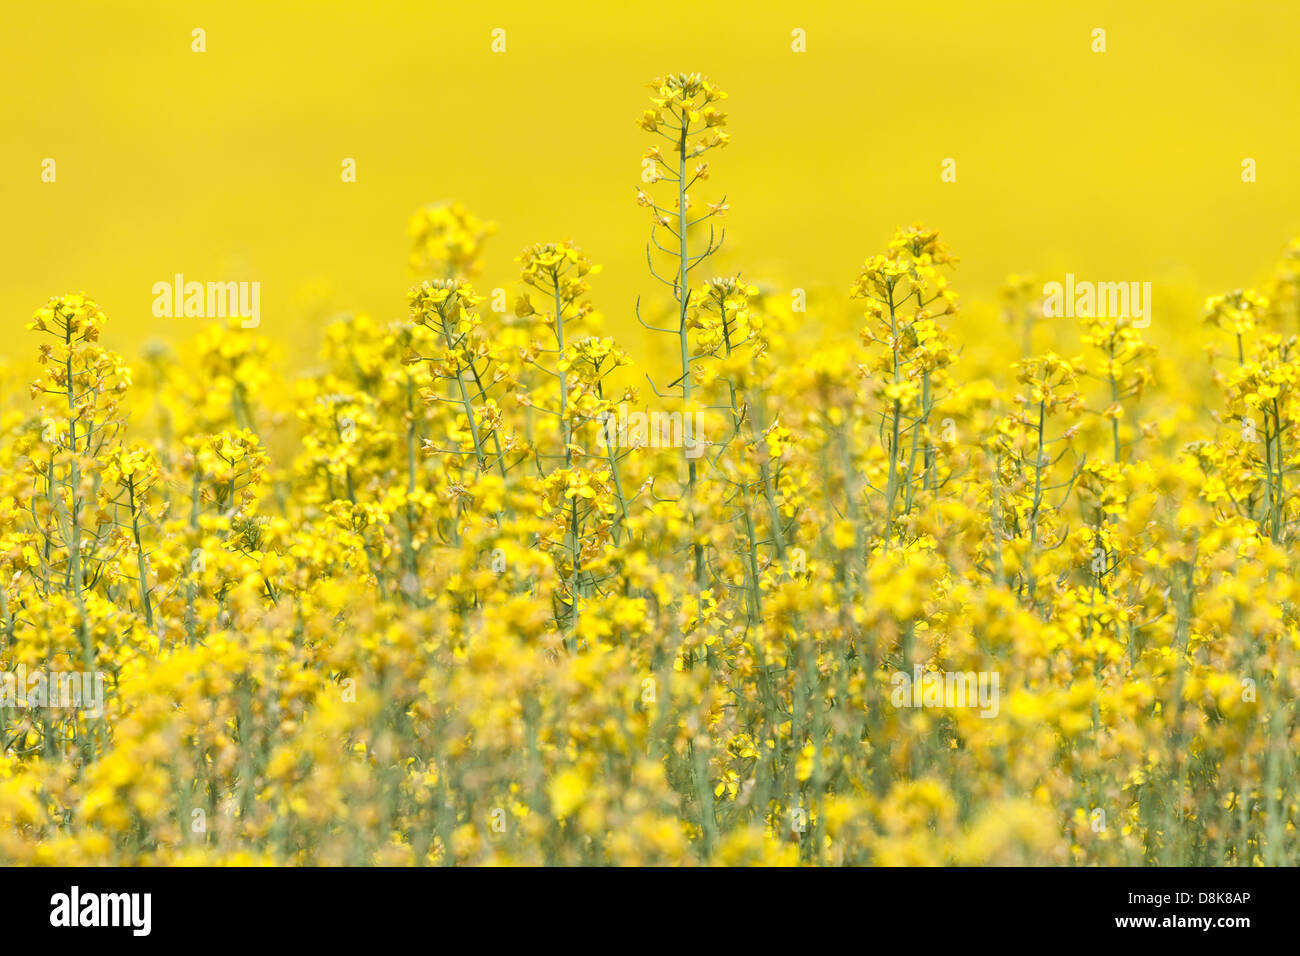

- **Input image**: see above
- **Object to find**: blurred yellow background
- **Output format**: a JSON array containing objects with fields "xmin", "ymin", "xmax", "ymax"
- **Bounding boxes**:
[{"xmin": 2, "ymin": 0, "xmax": 1298, "ymax": 364}]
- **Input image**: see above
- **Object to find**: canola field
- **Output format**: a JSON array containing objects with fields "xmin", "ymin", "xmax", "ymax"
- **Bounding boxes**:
[{"xmin": 1, "ymin": 71, "xmax": 1298, "ymax": 867}]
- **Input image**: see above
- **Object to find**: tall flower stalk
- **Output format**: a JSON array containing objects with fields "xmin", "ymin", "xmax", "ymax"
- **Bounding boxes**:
[{"xmin": 637, "ymin": 72, "xmax": 729, "ymax": 587}]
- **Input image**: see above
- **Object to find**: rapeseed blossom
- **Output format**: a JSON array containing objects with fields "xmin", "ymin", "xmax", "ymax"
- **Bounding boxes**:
[{"xmin": 0, "ymin": 77, "xmax": 1296, "ymax": 867}]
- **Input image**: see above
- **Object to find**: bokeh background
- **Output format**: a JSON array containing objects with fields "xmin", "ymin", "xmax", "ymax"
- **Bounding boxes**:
[{"xmin": 2, "ymin": 0, "xmax": 1298, "ymax": 364}]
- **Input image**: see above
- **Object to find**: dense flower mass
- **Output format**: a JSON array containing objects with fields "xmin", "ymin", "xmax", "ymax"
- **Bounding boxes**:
[{"xmin": 1, "ymin": 77, "xmax": 1297, "ymax": 867}]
